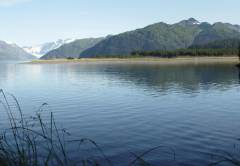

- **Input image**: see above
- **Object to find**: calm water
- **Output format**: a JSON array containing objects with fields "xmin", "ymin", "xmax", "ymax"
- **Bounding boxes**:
[{"xmin": 1, "ymin": 62, "xmax": 240, "ymax": 165}]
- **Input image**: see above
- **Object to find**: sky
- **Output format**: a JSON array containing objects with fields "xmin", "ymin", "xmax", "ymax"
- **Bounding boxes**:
[{"xmin": 0, "ymin": 0, "xmax": 240, "ymax": 46}]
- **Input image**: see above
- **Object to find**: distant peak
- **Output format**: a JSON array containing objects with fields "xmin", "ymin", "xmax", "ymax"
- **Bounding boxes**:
[
  {"xmin": 5, "ymin": 41, "xmax": 15, "ymax": 45},
  {"xmin": 179, "ymin": 18, "xmax": 200, "ymax": 25},
  {"xmin": 3, "ymin": 41, "xmax": 18, "ymax": 47},
  {"xmin": 188, "ymin": 18, "xmax": 198, "ymax": 22}
]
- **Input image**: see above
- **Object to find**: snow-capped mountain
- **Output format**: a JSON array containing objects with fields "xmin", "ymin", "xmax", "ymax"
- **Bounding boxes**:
[
  {"xmin": 23, "ymin": 39, "xmax": 76, "ymax": 58},
  {"xmin": 178, "ymin": 18, "xmax": 201, "ymax": 26}
]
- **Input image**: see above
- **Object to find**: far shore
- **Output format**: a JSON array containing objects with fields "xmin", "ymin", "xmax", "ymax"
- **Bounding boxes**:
[{"xmin": 27, "ymin": 56, "xmax": 240, "ymax": 65}]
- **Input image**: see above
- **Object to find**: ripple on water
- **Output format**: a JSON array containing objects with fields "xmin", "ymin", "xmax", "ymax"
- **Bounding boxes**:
[{"xmin": 0, "ymin": 63, "xmax": 240, "ymax": 165}]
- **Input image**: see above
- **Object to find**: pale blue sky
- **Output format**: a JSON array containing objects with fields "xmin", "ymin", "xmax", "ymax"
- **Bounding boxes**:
[{"xmin": 0, "ymin": 0, "xmax": 239, "ymax": 46}]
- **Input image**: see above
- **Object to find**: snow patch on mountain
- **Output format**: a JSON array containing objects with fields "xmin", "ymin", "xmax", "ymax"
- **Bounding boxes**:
[{"xmin": 23, "ymin": 39, "xmax": 76, "ymax": 58}]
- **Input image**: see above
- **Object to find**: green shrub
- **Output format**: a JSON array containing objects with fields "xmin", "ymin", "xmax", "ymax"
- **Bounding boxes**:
[{"xmin": 66, "ymin": 57, "xmax": 74, "ymax": 60}]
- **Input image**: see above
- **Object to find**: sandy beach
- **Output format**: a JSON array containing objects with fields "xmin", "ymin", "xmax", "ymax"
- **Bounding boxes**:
[{"xmin": 27, "ymin": 56, "xmax": 239, "ymax": 65}]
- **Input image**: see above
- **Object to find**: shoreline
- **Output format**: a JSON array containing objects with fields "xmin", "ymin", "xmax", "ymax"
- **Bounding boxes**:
[{"xmin": 27, "ymin": 56, "xmax": 239, "ymax": 65}]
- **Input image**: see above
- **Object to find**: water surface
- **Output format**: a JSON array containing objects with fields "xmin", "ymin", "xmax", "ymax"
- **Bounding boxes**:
[{"xmin": 0, "ymin": 62, "xmax": 240, "ymax": 165}]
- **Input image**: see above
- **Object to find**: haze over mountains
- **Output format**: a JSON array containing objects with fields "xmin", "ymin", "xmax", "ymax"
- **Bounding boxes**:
[
  {"xmin": 23, "ymin": 39, "xmax": 76, "ymax": 58},
  {"xmin": 40, "ymin": 38, "xmax": 104, "ymax": 60},
  {"xmin": 1, "ymin": 18, "xmax": 240, "ymax": 61},
  {"xmin": 0, "ymin": 41, "xmax": 36, "ymax": 61}
]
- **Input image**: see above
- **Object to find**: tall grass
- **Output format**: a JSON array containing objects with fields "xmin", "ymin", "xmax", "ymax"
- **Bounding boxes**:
[
  {"xmin": 0, "ymin": 89, "xmax": 105, "ymax": 166},
  {"xmin": 3, "ymin": 89, "xmax": 239, "ymax": 166},
  {"xmin": 0, "ymin": 90, "xmax": 176, "ymax": 166}
]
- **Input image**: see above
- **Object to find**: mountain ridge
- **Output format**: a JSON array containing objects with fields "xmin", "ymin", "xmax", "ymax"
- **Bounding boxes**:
[
  {"xmin": 40, "ymin": 37, "xmax": 104, "ymax": 60},
  {"xmin": 23, "ymin": 39, "xmax": 76, "ymax": 58},
  {"xmin": 80, "ymin": 18, "xmax": 240, "ymax": 57},
  {"xmin": 0, "ymin": 41, "xmax": 37, "ymax": 61}
]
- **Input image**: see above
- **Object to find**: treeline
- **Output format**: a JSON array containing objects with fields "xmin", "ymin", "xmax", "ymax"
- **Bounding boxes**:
[
  {"xmin": 130, "ymin": 38, "xmax": 240, "ymax": 58},
  {"xmin": 78, "ymin": 48, "xmax": 239, "ymax": 58},
  {"xmin": 131, "ymin": 48, "xmax": 239, "ymax": 58}
]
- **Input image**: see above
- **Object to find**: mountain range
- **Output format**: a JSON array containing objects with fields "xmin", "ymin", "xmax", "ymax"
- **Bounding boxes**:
[
  {"xmin": 23, "ymin": 39, "xmax": 76, "ymax": 58},
  {"xmin": 40, "ymin": 38, "xmax": 104, "ymax": 60},
  {"xmin": 0, "ymin": 41, "xmax": 36, "ymax": 61},
  {"xmin": 80, "ymin": 18, "xmax": 240, "ymax": 57},
  {"xmin": 1, "ymin": 18, "xmax": 240, "ymax": 61}
]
